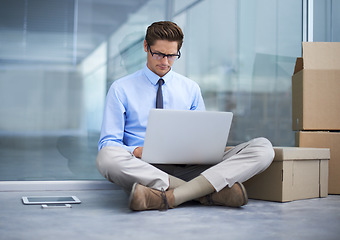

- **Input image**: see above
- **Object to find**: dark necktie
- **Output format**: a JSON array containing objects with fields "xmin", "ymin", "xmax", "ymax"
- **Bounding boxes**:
[{"xmin": 156, "ymin": 78, "xmax": 164, "ymax": 109}]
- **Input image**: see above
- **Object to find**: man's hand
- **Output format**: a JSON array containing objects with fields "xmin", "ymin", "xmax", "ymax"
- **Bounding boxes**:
[{"xmin": 133, "ymin": 147, "xmax": 143, "ymax": 158}]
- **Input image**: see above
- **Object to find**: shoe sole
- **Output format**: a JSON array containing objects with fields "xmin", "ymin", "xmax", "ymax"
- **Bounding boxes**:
[
  {"xmin": 237, "ymin": 182, "xmax": 248, "ymax": 206},
  {"xmin": 128, "ymin": 182, "xmax": 138, "ymax": 210}
]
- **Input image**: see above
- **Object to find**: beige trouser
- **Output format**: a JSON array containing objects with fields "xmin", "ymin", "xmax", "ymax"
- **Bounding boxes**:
[{"xmin": 96, "ymin": 137, "xmax": 275, "ymax": 192}]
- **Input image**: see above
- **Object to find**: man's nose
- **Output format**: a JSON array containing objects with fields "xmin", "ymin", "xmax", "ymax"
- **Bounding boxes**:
[{"xmin": 160, "ymin": 56, "xmax": 169, "ymax": 64}]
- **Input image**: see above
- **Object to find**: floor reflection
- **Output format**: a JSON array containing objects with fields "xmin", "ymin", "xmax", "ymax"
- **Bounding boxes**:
[{"xmin": 0, "ymin": 132, "xmax": 103, "ymax": 181}]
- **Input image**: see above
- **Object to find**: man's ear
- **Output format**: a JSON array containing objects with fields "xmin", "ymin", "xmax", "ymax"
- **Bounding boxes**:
[{"xmin": 143, "ymin": 40, "xmax": 148, "ymax": 52}]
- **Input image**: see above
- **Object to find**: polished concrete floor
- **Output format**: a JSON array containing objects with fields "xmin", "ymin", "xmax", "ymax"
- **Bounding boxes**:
[{"xmin": 1, "ymin": 187, "xmax": 340, "ymax": 240}]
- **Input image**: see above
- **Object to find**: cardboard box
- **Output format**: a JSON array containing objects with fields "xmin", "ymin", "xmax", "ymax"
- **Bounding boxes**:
[
  {"xmin": 243, "ymin": 147, "xmax": 329, "ymax": 202},
  {"xmin": 296, "ymin": 131, "xmax": 340, "ymax": 194},
  {"xmin": 292, "ymin": 42, "xmax": 340, "ymax": 131}
]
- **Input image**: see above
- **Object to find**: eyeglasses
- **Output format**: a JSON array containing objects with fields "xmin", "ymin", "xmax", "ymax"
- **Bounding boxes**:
[{"xmin": 147, "ymin": 44, "xmax": 181, "ymax": 62}]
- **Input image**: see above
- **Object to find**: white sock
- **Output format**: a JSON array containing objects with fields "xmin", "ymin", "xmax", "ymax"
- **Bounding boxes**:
[
  {"xmin": 173, "ymin": 175, "xmax": 215, "ymax": 206},
  {"xmin": 168, "ymin": 175, "xmax": 186, "ymax": 189}
]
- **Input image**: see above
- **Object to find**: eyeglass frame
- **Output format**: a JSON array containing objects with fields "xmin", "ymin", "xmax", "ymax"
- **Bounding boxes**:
[{"xmin": 147, "ymin": 43, "xmax": 181, "ymax": 61}]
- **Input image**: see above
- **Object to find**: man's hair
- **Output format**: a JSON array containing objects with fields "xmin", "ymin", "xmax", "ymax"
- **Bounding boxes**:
[{"xmin": 145, "ymin": 21, "xmax": 184, "ymax": 51}]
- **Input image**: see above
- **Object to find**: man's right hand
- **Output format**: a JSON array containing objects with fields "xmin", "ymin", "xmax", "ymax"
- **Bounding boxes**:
[{"xmin": 133, "ymin": 147, "xmax": 143, "ymax": 159}]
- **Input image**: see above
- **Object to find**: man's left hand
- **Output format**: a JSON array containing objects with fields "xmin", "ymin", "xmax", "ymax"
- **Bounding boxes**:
[{"xmin": 133, "ymin": 147, "xmax": 143, "ymax": 158}]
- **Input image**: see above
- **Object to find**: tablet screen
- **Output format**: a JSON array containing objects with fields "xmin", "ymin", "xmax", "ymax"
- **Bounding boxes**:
[{"xmin": 22, "ymin": 196, "xmax": 81, "ymax": 204}]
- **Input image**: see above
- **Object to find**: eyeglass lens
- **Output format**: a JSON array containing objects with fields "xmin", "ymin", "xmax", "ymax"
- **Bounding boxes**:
[{"xmin": 148, "ymin": 44, "xmax": 180, "ymax": 61}]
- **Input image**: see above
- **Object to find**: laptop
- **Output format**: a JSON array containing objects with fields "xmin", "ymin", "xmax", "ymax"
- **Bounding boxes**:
[{"xmin": 141, "ymin": 109, "xmax": 233, "ymax": 164}]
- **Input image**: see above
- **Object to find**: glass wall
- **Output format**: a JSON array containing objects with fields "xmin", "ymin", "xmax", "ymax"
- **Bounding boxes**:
[
  {"xmin": 314, "ymin": 0, "xmax": 340, "ymax": 42},
  {"xmin": 0, "ymin": 0, "xmax": 337, "ymax": 181},
  {"xmin": 172, "ymin": 0, "xmax": 301, "ymax": 145}
]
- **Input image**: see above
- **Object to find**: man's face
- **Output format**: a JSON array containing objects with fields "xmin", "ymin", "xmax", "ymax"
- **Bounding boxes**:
[{"xmin": 144, "ymin": 39, "xmax": 179, "ymax": 77}]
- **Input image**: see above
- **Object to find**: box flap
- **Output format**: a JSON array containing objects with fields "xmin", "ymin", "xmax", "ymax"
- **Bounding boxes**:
[
  {"xmin": 273, "ymin": 147, "xmax": 330, "ymax": 161},
  {"xmin": 302, "ymin": 42, "xmax": 340, "ymax": 70},
  {"xmin": 293, "ymin": 58, "xmax": 303, "ymax": 74}
]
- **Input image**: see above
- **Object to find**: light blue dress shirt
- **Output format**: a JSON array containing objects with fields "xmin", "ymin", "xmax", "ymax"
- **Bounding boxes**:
[{"xmin": 98, "ymin": 65, "xmax": 206, "ymax": 153}]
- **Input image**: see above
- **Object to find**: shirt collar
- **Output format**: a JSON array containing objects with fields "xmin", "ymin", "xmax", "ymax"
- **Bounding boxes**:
[{"xmin": 143, "ymin": 64, "xmax": 173, "ymax": 85}]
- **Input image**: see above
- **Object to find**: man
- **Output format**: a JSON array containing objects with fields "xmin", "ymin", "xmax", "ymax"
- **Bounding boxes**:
[{"xmin": 96, "ymin": 21, "xmax": 274, "ymax": 211}]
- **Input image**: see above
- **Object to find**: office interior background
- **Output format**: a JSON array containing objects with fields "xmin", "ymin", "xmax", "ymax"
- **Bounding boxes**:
[{"xmin": 0, "ymin": 0, "xmax": 339, "ymax": 182}]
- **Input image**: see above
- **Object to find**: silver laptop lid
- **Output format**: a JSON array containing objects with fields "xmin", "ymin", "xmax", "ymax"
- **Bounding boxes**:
[{"xmin": 142, "ymin": 109, "xmax": 233, "ymax": 164}]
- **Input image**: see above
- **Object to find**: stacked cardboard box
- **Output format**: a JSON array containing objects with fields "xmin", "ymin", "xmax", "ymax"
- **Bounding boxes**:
[{"xmin": 292, "ymin": 42, "xmax": 340, "ymax": 194}]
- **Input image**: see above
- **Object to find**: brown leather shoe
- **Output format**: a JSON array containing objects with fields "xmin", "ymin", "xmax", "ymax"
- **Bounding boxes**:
[
  {"xmin": 129, "ymin": 183, "xmax": 175, "ymax": 211},
  {"xmin": 200, "ymin": 182, "xmax": 248, "ymax": 207}
]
